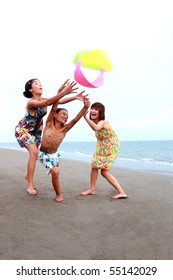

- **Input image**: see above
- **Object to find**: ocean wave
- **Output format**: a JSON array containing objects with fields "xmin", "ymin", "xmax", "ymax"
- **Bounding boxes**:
[
  {"xmin": 1, "ymin": 142, "xmax": 173, "ymax": 174},
  {"xmin": 119, "ymin": 156, "xmax": 173, "ymax": 167},
  {"xmin": 60, "ymin": 150, "xmax": 173, "ymax": 168},
  {"xmin": 75, "ymin": 151, "xmax": 92, "ymax": 158}
]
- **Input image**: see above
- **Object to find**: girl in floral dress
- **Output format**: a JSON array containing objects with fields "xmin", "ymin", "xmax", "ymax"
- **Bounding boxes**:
[
  {"xmin": 15, "ymin": 78, "xmax": 85, "ymax": 195},
  {"xmin": 80, "ymin": 102, "xmax": 127, "ymax": 199}
]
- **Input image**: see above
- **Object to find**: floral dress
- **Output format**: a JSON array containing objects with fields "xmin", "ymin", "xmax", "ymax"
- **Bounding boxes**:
[
  {"xmin": 15, "ymin": 107, "xmax": 47, "ymax": 148},
  {"xmin": 92, "ymin": 125, "xmax": 120, "ymax": 169}
]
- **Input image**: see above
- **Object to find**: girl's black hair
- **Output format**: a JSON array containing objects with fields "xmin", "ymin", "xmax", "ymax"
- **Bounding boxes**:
[
  {"xmin": 90, "ymin": 102, "xmax": 105, "ymax": 121},
  {"xmin": 23, "ymin": 78, "xmax": 38, "ymax": 98}
]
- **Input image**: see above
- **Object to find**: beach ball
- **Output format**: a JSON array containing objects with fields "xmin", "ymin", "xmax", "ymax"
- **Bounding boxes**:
[{"xmin": 72, "ymin": 49, "xmax": 112, "ymax": 88}]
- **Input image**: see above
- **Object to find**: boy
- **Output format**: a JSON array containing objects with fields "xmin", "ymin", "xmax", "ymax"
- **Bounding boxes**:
[{"xmin": 39, "ymin": 92, "xmax": 90, "ymax": 202}]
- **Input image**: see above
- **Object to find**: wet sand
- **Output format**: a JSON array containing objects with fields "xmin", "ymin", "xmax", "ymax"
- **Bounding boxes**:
[{"xmin": 0, "ymin": 148, "xmax": 173, "ymax": 260}]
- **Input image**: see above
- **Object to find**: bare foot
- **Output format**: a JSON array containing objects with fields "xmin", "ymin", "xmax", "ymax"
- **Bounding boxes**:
[
  {"xmin": 25, "ymin": 175, "xmax": 36, "ymax": 189},
  {"xmin": 112, "ymin": 194, "xmax": 127, "ymax": 200},
  {"xmin": 55, "ymin": 194, "xmax": 65, "ymax": 203},
  {"xmin": 26, "ymin": 188, "xmax": 37, "ymax": 195},
  {"xmin": 80, "ymin": 190, "xmax": 96, "ymax": 196}
]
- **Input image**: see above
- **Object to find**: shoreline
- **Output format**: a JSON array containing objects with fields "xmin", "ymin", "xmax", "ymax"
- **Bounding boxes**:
[
  {"xmin": 1, "ymin": 148, "xmax": 173, "ymax": 260},
  {"xmin": 1, "ymin": 146, "xmax": 173, "ymax": 177}
]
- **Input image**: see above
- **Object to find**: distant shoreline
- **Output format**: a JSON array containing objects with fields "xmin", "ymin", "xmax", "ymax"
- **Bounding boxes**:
[{"xmin": 1, "ymin": 144, "xmax": 173, "ymax": 176}]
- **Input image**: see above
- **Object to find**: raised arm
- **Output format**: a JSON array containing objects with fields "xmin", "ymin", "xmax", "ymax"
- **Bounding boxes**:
[
  {"xmin": 27, "ymin": 81, "xmax": 78, "ymax": 110},
  {"xmin": 83, "ymin": 113, "xmax": 105, "ymax": 131},
  {"xmin": 42, "ymin": 82, "xmax": 79, "ymax": 125},
  {"xmin": 65, "ymin": 99, "xmax": 90, "ymax": 132},
  {"xmin": 51, "ymin": 89, "xmax": 87, "ymax": 124},
  {"xmin": 59, "ymin": 90, "xmax": 87, "ymax": 104}
]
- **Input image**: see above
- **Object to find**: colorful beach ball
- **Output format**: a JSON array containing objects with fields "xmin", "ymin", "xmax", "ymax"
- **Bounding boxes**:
[{"xmin": 72, "ymin": 49, "xmax": 112, "ymax": 88}]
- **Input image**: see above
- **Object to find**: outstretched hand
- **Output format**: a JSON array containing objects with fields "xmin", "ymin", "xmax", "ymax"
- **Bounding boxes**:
[
  {"xmin": 58, "ymin": 79, "xmax": 70, "ymax": 93},
  {"xmin": 76, "ymin": 90, "xmax": 90, "ymax": 102},
  {"xmin": 59, "ymin": 80, "xmax": 79, "ymax": 95}
]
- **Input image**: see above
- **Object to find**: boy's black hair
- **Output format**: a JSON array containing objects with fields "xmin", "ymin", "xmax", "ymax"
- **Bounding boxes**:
[{"xmin": 56, "ymin": 108, "xmax": 68, "ymax": 114}]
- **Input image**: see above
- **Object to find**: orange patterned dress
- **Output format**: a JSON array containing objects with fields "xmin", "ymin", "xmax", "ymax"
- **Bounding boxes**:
[{"xmin": 92, "ymin": 126, "xmax": 120, "ymax": 169}]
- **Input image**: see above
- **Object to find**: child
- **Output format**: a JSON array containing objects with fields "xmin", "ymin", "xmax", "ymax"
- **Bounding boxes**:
[
  {"xmin": 15, "ymin": 78, "xmax": 84, "ymax": 195},
  {"xmin": 80, "ymin": 102, "xmax": 127, "ymax": 200},
  {"xmin": 39, "ymin": 96, "xmax": 90, "ymax": 202}
]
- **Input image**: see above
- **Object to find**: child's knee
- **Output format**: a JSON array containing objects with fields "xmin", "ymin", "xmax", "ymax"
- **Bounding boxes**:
[
  {"xmin": 101, "ymin": 169, "xmax": 106, "ymax": 177},
  {"xmin": 29, "ymin": 149, "xmax": 38, "ymax": 160},
  {"xmin": 51, "ymin": 167, "xmax": 59, "ymax": 178}
]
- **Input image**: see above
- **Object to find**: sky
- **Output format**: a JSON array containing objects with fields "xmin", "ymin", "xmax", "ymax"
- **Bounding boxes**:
[{"xmin": 0, "ymin": 0, "xmax": 173, "ymax": 142}]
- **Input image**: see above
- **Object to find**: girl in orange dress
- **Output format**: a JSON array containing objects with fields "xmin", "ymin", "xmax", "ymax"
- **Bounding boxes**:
[{"xmin": 80, "ymin": 102, "xmax": 127, "ymax": 200}]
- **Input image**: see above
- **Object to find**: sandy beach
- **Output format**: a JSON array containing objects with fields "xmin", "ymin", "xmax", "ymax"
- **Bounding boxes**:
[{"xmin": 0, "ymin": 148, "xmax": 173, "ymax": 260}]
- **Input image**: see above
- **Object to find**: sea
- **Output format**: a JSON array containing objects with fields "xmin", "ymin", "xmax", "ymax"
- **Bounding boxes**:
[{"xmin": 0, "ymin": 140, "xmax": 173, "ymax": 176}]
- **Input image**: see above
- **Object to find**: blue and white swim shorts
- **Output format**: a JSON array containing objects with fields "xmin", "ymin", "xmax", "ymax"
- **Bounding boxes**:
[{"xmin": 39, "ymin": 151, "xmax": 60, "ymax": 174}]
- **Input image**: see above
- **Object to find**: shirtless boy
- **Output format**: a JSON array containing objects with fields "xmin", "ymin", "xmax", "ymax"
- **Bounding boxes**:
[{"xmin": 39, "ymin": 92, "xmax": 90, "ymax": 202}]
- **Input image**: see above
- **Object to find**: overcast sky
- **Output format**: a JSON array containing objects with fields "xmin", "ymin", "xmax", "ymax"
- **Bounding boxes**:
[{"xmin": 0, "ymin": 0, "xmax": 173, "ymax": 142}]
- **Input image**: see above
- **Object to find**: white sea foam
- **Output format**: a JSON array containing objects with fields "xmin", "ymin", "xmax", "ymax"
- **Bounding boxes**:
[{"xmin": 1, "ymin": 141, "xmax": 173, "ymax": 175}]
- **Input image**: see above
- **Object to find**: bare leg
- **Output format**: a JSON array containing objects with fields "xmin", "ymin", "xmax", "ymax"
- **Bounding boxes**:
[
  {"xmin": 25, "ymin": 175, "xmax": 36, "ymax": 189},
  {"xmin": 25, "ymin": 144, "xmax": 38, "ymax": 195},
  {"xmin": 101, "ymin": 169, "xmax": 127, "ymax": 199},
  {"xmin": 80, "ymin": 166, "xmax": 98, "ymax": 195},
  {"xmin": 50, "ymin": 167, "xmax": 64, "ymax": 203}
]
